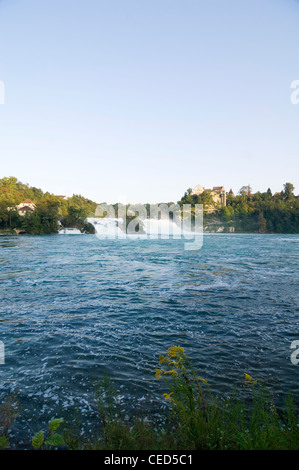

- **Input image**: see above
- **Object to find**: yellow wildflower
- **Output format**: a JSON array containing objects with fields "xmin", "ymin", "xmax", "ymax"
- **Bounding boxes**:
[
  {"xmin": 159, "ymin": 355, "xmax": 166, "ymax": 364},
  {"xmin": 199, "ymin": 378, "xmax": 207, "ymax": 384},
  {"xmin": 171, "ymin": 361, "xmax": 182, "ymax": 368},
  {"xmin": 167, "ymin": 346, "xmax": 184, "ymax": 358},
  {"xmin": 164, "ymin": 370, "xmax": 178, "ymax": 376},
  {"xmin": 244, "ymin": 373, "xmax": 257, "ymax": 385},
  {"xmin": 163, "ymin": 393, "xmax": 173, "ymax": 402}
]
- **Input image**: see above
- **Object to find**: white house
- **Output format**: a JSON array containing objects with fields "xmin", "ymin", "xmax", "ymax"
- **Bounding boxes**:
[{"xmin": 16, "ymin": 199, "xmax": 37, "ymax": 216}]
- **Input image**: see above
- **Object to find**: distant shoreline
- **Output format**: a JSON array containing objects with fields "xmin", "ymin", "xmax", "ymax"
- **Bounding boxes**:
[{"xmin": 1, "ymin": 231, "xmax": 298, "ymax": 236}]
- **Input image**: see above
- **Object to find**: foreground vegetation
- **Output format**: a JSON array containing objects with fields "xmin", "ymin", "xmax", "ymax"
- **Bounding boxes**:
[{"xmin": 1, "ymin": 347, "xmax": 298, "ymax": 450}]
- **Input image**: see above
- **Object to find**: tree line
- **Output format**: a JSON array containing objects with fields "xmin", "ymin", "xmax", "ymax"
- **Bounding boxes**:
[
  {"xmin": 179, "ymin": 183, "xmax": 299, "ymax": 233},
  {"xmin": 0, "ymin": 177, "xmax": 96, "ymax": 234},
  {"xmin": 1, "ymin": 177, "xmax": 298, "ymax": 234}
]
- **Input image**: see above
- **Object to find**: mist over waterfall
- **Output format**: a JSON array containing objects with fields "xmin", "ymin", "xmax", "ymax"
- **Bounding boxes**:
[
  {"xmin": 141, "ymin": 218, "xmax": 189, "ymax": 236},
  {"xmin": 87, "ymin": 217, "xmax": 194, "ymax": 237},
  {"xmin": 58, "ymin": 227, "xmax": 83, "ymax": 235},
  {"xmin": 87, "ymin": 217, "xmax": 125, "ymax": 237}
]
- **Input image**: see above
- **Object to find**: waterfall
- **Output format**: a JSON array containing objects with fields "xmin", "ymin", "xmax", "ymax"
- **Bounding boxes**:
[
  {"xmin": 87, "ymin": 217, "xmax": 125, "ymax": 237},
  {"xmin": 58, "ymin": 228, "xmax": 83, "ymax": 235},
  {"xmin": 87, "ymin": 217, "xmax": 193, "ymax": 238},
  {"xmin": 141, "ymin": 218, "xmax": 188, "ymax": 237}
]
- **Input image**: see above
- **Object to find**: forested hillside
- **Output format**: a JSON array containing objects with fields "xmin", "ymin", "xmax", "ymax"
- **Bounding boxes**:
[
  {"xmin": 0, "ymin": 177, "xmax": 97, "ymax": 234},
  {"xmin": 179, "ymin": 183, "xmax": 299, "ymax": 233}
]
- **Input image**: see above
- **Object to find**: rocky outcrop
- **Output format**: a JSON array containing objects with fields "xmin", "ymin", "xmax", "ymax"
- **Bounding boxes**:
[{"xmin": 204, "ymin": 219, "xmax": 235, "ymax": 233}]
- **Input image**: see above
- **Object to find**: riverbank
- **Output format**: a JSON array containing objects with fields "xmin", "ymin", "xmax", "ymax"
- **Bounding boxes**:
[
  {"xmin": 1, "ymin": 347, "xmax": 298, "ymax": 450},
  {"xmin": 1, "ymin": 226, "xmax": 298, "ymax": 236}
]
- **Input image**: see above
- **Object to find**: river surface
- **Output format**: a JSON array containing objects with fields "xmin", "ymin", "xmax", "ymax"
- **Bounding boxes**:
[{"xmin": 0, "ymin": 234, "xmax": 298, "ymax": 441}]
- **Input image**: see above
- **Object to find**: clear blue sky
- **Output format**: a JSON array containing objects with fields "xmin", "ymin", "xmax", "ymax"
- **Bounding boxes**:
[{"xmin": 0, "ymin": 0, "xmax": 299, "ymax": 203}]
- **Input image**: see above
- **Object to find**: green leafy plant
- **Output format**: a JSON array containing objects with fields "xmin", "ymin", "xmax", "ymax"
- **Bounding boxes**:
[
  {"xmin": 32, "ymin": 418, "xmax": 66, "ymax": 450},
  {"xmin": 0, "ymin": 395, "xmax": 20, "ymax": 450},
  {"xmin": 0, "ymin": 436, "xmax": 10, "ymax": 450}
]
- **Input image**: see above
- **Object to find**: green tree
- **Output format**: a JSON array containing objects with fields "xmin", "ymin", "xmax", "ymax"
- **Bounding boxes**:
[
  {"xmin": 283, "ymin": 183, "xmax": 295, "ymax": 200},
  {"xmin": 221, "ymin": 206, "xmax": 235, "ymax": 221},
  {"xmin": 238, "ymin": 185, "xmax": 252, "ymax": 197},
  {"xmin": 257, "ymin": 212, "xmax": 267, "ymax": 233}
]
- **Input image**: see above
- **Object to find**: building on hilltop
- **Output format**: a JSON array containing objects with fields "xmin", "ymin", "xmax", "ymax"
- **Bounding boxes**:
[
  {"xmin": 192, "ymin": 184, "xmax": 205, "ymax": 196},
  {"xmin": 191, "ymin": 184, "xmax": 227, "ymax": 209},
  {"xmin": 213, "ymin": 186, "xmax": 226, "ymax": 206},
  {"xmin": 16, "ymin": 199, "xmax": 37, "ymax": 217}
]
